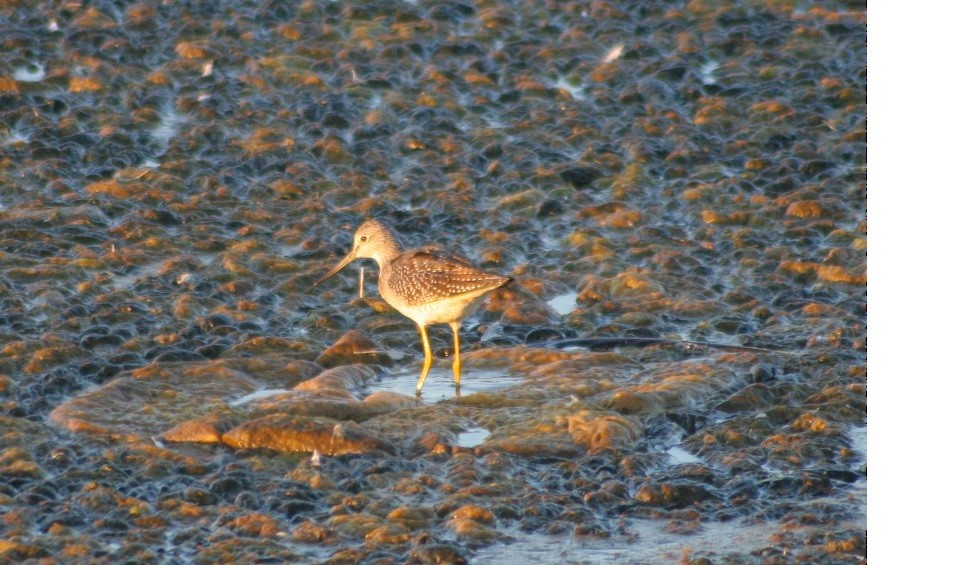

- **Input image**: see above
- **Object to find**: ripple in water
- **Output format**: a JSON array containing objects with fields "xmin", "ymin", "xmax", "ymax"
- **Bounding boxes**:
[
  {"xmin": 149, "ymin": 107, "xmax": 184, "ymax": 159},
  {"xmin": 229, "ymin": 389, "xmax": 287, "ymax": 407},
  {"xmin": 700, "ymin": 60, "xmax": 720, "ymax": 85},
  {"xmin": 666, "ymin": 445, "xmax": 703, "ymax": 466}
]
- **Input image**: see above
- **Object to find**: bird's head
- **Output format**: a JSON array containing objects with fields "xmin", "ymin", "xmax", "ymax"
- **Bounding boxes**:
[{"xmin": 316, "ymin": 219, "xmax": 401, "ymax": 285}]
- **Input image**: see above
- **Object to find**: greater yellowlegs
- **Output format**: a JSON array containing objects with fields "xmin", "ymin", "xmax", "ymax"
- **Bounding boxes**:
[{"xmin": 317, "ymin": 219, "xmax": 512, "ymax": 394}]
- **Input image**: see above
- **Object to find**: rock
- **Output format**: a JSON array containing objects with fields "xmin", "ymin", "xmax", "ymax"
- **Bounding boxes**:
[
  {"xmin": 248, "ymin": 395, "xmax": 369, "ymax": 421},
  {"xmin": 0, "ymin": 450, "xmax": 43, "ymax": 478},
  {"xmin": 0, "ymin": 77, "xmax": 19, "ymax": 94},
  {"xmin": 567, "ymin": 411, "xmax": 641, "ymax": 451},
  {"xmin": 407, "ymin": 544, "xmax": 468, "ymax": 565},
  {"xmin": 361, "ymin": 391, "xmax": 420, "ymax": 412},
  {"xmin": 225, "ymin": 513, "xmax": 281, "ymax": 537},
  {"xmin": 326, "ymin": 513, "xmax": 384, "ymax": 537},
  {"xmin": 537, "ymin": 199, "xmax": 564, "ymax": 218},
  {"xmin": 363, "ymin": 524, "xmax": 410, "ymax": 546},
  {"xmin": 605, "ymin": 390, "xmax": 665, "ymax": 414},
  {"xmin": 386, "ymin": 506, "xmax": 436, "ymax": 530},
  {"xmin": 293, "ymin": 364, "xmax": 376, "ymax": 395},
  {"xmin": 221, "ymin": 415, "xmax": 393, "ymax": 454},
  {"xmin": 154, "ymin": 349, "xmax": 206, "ymax": 363},
  {"xmin": 449, "ymin": 505, "xmax": 494, "ymax": 523},
  {"xmin": 50, "ymin": 358, "xmax": 304, "ymax": 440},
  {"xmin": 702, "ymin": 210, "xmax": 751, "ymax": 225},
  {"xmin": 290, "ymin": 520, "xmax": 331, "ymax": 543},
  {"xmin": 790, "ymin": 413, "xmax": 837, "ymax": 435},
  {"xmin": 716, "ymin": 384, "xmax": 773, "ymax": 413},
  {"xmin": 226, "ymin": 336, "xmax": 314, "ymax": 359},
  {"xmin": 162, "ymin": 418, "xmax": 228, "ymax": 444},
  {"xmin": 316, "ymin": 330, "xmax": 394, "ymax": 368},
  {"xmin": 193, "ymin": 539, "xmax": 299, "ymax": 564},
  {"xmin": 559, "ymin": 166, "xmax": 602, "ymax": 188},
  {"xmin": 635, "ymin": 480, "xmax": 718, "ymax": 509},
  {"xmin": 484, "ymin": 436, "xmax": 582, "ymax": 458},
  {"xmin": 445, "ymin": 512, "xmax": 498, "ymax": 543},
  {"xmin": 749, "ymin": 364, "xmax": 776, "ymax": 384},
  {"xmin": 785, "ymin": 200, "xmax": 826, "ymax": 219},
  {"xmin": 0, "ymin": 540, "xmax": 48, "ymax": 560}
]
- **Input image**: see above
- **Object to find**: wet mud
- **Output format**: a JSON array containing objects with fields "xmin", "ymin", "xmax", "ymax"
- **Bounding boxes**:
[{"xmin": 1, "ymin": 0, "xmax": 865, "ymax": 562}]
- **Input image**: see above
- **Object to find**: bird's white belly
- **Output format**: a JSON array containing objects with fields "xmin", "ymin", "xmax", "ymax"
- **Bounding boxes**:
[{"xmin": 393, "ymin": 293, "xmax": 485, "ymax": 326}]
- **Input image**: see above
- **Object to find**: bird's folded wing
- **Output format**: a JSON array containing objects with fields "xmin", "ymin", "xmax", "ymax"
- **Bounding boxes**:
[{"xmin": 387, "ymin": 249, "xmax": 510, "ymax": 306}]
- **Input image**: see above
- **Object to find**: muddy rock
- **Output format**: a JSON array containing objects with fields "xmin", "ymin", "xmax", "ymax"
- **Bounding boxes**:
[
  {"xmin": 293, "ymin": 364, "xmax": 377, "ymax": 395},
  {"xmin": 566, "ymin": 411, "xmax": 642, "ymax": 451},
  {"xmin": 162, "ymin": 418, "xmax": 230, "ymax": 444},
  {"xmin": 222, "ymin": 415, "xmax": 394, "ymax": 455}
]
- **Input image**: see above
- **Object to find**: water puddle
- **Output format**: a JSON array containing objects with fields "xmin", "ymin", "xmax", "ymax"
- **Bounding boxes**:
[
  {"xmin": 371, "ymin": 368, "xmax": 523, "ymax": 404},
  {"xmin": 547, "ymin": 292, "xmax": 578, "ymax": 316},
  {"xmin": 226, "ymin": 367, "xmax": 521, "ymax": 408},
  {"xmin": 455, "ymin": 427, "xmax": 490, "ymax": 447}
]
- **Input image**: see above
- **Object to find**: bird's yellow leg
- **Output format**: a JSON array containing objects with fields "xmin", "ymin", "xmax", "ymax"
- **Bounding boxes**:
[
  {"xmin": 450, "ymin": 321, "xmax": 462, "ymax": 390},
  {"xmin": 416, "ymin": 324, "xmax": 432, "ymax": 394}
]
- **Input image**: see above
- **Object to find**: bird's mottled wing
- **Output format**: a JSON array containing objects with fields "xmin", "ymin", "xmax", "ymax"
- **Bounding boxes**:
[{"xmin": 386, "ymin": 249, "xmax": 511, "ymax": 306}]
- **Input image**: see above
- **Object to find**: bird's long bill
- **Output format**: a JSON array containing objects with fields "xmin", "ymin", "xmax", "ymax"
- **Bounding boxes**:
[{"xmin": 315, "ymin": 249, "xmax": 357, "ymax": 286}]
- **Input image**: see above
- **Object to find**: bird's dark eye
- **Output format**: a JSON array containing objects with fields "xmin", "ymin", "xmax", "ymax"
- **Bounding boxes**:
[{"xmin": 359, "ymin": 236, "xmax": 367, "ymax": 243}]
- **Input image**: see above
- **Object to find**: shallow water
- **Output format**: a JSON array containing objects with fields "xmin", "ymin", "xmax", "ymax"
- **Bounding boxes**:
[
  {"xmin": 547, "ymin": 292, "xmax": 579, "ymax": 317},
  {"xmin": 455, "ymin": 427, "xmax": 492, "ymax": 448},
  {"xmin": 372, "ymin": 367, "xmax": 525, "ymax": 404}
]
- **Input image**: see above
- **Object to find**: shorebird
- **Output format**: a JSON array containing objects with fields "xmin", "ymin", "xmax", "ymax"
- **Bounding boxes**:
[{"xmin": 317, "ymin": 219, "xmax": 512, "ymax": 394}]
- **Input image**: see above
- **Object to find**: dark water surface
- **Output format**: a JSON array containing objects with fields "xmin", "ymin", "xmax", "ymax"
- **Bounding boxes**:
[{"xmin": 1, "ymin": 0, "xmax": 865, "ymax": 562}]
